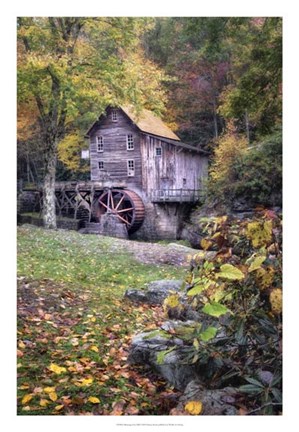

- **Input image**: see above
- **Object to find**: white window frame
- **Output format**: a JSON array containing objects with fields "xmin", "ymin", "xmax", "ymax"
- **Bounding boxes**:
[
  {"xmin": 112, "ymin": 110, "xmax": 118, "ymax": 122},
  {"xmin": 97, "ymin": 136, "xmax": 104, "ymax": 152},
  {"xmin": 127, "ymin": 134, "xmax": 134, "ymax": 150},
  {"xmin": 127, "ymin": 159, "xmax": 135, "ymax": 177},
  {"xmin": 98, "ymin": 161, "xmax": 104, "ymax": 170},
  {"xmin": 155, "ymin": 147, "xmax": 162, "ymax": 156}
]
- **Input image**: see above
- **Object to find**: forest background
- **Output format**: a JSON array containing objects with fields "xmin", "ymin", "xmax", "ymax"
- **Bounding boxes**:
[{"xmin": 1, "ymin": 0, "xmax": 298, "ymax": 431}]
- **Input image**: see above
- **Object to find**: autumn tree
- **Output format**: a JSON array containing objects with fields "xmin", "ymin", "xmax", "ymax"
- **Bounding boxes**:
[{"xmin": 17, "ymin": 17, "xmax": 167, "ymax": 228}]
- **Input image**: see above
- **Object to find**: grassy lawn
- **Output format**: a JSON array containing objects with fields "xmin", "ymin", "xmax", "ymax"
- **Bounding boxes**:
[{"xmin": 17, "ymin": 225, "xmax": 186, "ymax": 415}]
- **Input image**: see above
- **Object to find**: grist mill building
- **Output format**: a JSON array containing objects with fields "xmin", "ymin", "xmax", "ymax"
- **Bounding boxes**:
[
  {"xmin": 83, "ymin": 105, "xmax": 208, "ymax": 239},
  {"xmin": 19, "ymin": 105, "xmax": 208, "ymax": 240}
]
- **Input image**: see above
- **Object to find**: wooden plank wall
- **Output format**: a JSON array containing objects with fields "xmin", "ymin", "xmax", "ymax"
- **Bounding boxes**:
[
  {"xmin": 89, "ymin": 108, "xmax": 142, "ymax": 190},
  {"xmin": 140, "ymin": 135, "xmax": 208, "ymax": 197}
]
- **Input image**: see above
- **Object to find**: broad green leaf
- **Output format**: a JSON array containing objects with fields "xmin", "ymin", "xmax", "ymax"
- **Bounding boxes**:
[
  {"xmin": 239, "ymin": 384, "xmax": 263, "ymax": 394},
  {"xmin": 156, "ymin": 347, "xmax": 176, "ymax": 365},
  {"xmin": 199, "ymin": 326, "xmax": 218, "ymax": 342},
  {"xmin": 187, "ymin": 285, "xmax": 206, "ymax": 296},
  {"xmin": 248, "ymin": 255, "xmax": 266, "ymax": 272},
  {"xmin": 218, "ymin": 264, "xmax": 245, "ymax": 280},
  {"xmin": 202, "ymin": 301, "xmax": 231, "ymax": 317},
  {"xmin": 244, "ymin": 376, "xmax": 264, "ymax": 387}
]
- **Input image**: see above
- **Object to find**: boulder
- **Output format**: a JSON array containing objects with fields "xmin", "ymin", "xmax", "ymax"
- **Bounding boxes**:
[
  {"xmin": 124, "ymin": 280, "xmax": 184, "ymax": 305},
  {"xmin": 128, "ymin": 321, "xmax": 203, "ymax": 391},
  {"xmin": 176, "ymin": 380, "xmax": 238, "ymax": 415}
]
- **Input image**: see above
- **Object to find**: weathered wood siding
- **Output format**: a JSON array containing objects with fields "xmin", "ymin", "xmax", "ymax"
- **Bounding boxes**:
[
  {"xmin": 89, "ymin": 108, "xmax": 142, "ymax": 190},
  {"xmin": 140, "ymin": 135, "xmax": 208, "ymax": 198}
]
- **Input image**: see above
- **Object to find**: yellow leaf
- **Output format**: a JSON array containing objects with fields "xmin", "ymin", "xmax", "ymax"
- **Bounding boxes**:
[
  {"xmin": 40, "ymin": 399, "xmax": 50, "ymax": 407},
  {"xmin": 200, "ymin": 238, "xmax": 213, "ymax": 251},
  {"xmin": 49, "ymin": 392, "xmax": 58, "ymax": 402},
  {"xmin": 18, "ymin": 340, "xmax": 26, "ymax": 349},
  {"xmin": 88, "ymin": 396, "xmax": 100, "ymax": 404},
  {"xmin": 44, "ymin": 386, "xmax": 56, "ymax": 394},
  {"xmin": 270, "ymin": 288, "xmax": 282, "ymax": 315},
  {"xmin": 90, "ymin": 317, "xmax": 96, "ymax": 322},
  {"xmin": 90, "ymin": 346, "xmax": 99, "ymax": 353},
  {"xmin": 21, "ymin": 394, "xmax": 33, "ymax": 405},
  {"xmin": 18, "ymin": 384, "xmax": 30, "ymax": 390},
  {"xmin": 163, "ymin": 294, "xmax": 180, "ymax": 310},
  {"xmin": 248, "ymin": 255, "xmax": 266, "ymax": 272},
  {"xmin": 54, "ymin": 405, "xmax": 64, "ymax": 411},
  {"xmin": 75, "ymin": 377, "xmax": 94, "ymax": 387},
  {"xmin": 22, "ymin": 406, "xmax": 31, "ymax": 411},
  {"xmin": 48, "ymin": 363, "xmax": 67, "ymax": 375},
  {"xmin": 184, "ymin": 400, "xmax": 203, "ymax": 415}
]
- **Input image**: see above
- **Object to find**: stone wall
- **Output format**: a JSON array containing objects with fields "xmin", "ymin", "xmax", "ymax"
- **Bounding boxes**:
[
  {"xmin": 18, "ymin": 214, "xmax": 81, "ymax": 231},
  {"xmin": 17, "ymin": 191, "xmax": 40, "ymax": 214},
  {"xmin": 131, "ymin": 202, "xmax": 192, "ymax": 241}
]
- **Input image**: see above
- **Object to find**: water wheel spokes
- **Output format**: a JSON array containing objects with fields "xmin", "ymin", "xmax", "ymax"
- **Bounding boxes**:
[{"xmin": 98, "ymin": 189, "xmax": 145, "ymax": 233}]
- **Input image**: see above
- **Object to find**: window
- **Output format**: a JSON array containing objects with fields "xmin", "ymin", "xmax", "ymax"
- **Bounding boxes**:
[
  {"xmin": 112, "ymin": 110, "xmax": 118, "ymax": 122},
  {"xmin": 81, "ymin": 149, "xmax": 89, "ymax": 160},
  {"xmin": 97, "ymin": 136, "xmax": 104, "ymax": 152},
  {"xmin": 127, "ymin": 160, "xmax": 135, "ymax": 177},
  {"xmin": 127, "ymin": 134, "xmax": 134, "ymax": 150},
  {"xmin": 156, "ymin": 147, "xmax": 162, "ymax": 156},
  {"xmin": 98, "ymin": 161, "xmax": 104, "ymax": 170}
]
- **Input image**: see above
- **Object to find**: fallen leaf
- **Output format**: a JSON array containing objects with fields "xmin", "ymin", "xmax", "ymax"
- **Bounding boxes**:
[
  {"xmin": 90, "ymin": 346, "xmax": 99, "ymax": 353},
  {"xmin": 17, "ymin": 349, "xmax": 24, "ymax": 357},
  {"xmin": 49, "ymin": 392, "xmax": 58, "ymax": 402},
  {"xmin": 54, "ymin": 405, "xmax": 64, "ymax": 411},
  {"xmin": 88, "ymin": 396, "xmax": 100, "ymax": 404},
  {"xmin": 75, "ymin": 377, "xmax": 93, "ymax": 387},
  {"xmin": 111, "ymin": 400, "xmax": 126, "ymax": 415},
  {"xmin": 44, "ymin": 387, "xmax": 56, "ymax": 394},
  {"xmin": 33, "ymin": 387, "xmax": 43, "ymax": 394},
  {"xmin": 184, "ymin": 400, "xmax": 203, "ymax": 415},
  {"xmin": 18, "ymin": 341, "xmax": 26, "ymax": 349},
  {"xmin": 48, "ymin": 363, "xmax": 67, "ymax": 375},
  {"xmin": 21, "ymin": 394, "xmax": 33, "ymax": 405},
  {"xmin": 18, "ymin": 384, "xmax": 30, "ymax": 390},
  {"xmin": 40, "ymin": 399, "xmax": 50, "ymax": 407},
  {"xmin": 125, "ymin": 405, "xmax": 139, "ymax": 415}
]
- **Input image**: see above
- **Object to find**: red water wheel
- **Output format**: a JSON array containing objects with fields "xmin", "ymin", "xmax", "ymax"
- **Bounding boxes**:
[{"xmin": 98, "ymin": 189, "xmax": 145, "ymax": 233}]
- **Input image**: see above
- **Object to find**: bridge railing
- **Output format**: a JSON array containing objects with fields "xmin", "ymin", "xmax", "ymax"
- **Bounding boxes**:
[{"xmin": 150, "ymin": 189, "xmax": 203, "ymax": 203}]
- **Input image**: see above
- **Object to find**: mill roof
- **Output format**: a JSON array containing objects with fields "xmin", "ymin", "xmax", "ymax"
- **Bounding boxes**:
[{"xmin": 121, "ymin": 105, "xmax": 180, "ymax": 141}]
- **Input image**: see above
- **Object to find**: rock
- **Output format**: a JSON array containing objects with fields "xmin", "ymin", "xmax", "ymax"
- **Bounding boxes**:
[
  {"xmin": 124, "ymin": 279, "xmax": 184, "ymax": 305},
  {"xmin": 177, "ymin": 380, "xmax": 238, "ymax": 415},
  {"xmin": 99, "ymin": 213, "xmax": 128, "ymax": 239},
  {"xmin": 180, "ymin": 226, "xmax": 203, "ymax": 249},
  {"xmin": 128, "ymin": 326, "xmax": 198, "ymax": 390}
]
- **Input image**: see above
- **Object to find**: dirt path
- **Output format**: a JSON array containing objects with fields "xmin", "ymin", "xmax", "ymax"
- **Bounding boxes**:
[{"xmin": 107, "ymin": 238, "xmax": 199, "ymax": 267}]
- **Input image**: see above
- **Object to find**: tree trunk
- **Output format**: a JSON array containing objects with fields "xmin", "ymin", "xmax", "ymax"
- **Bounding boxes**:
[
  {"xmin": 43, "ymin": 143, "xmax": 57, "ymax": 229},
  {"xmin": 245, "ymin": 110, "xmax": 250, "ymax": 144},
  {"xmin": 212, "ymin": 100, "xmax": 219, "ymax": 139}
]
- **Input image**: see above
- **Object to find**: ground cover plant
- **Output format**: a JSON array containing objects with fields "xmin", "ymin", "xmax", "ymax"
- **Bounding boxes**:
[{"xmin": 17, "ymin": 226, "xmax": 186, "ymax": 415}]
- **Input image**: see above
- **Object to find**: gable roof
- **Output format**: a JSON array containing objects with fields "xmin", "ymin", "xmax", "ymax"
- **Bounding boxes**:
[
  {"xmin": 85, "ymin": 105, "xmax": 180, "ymax": 141},
  {"xmin": 121, "ymin": 105, "xmax": 180, "ymax": 141}
]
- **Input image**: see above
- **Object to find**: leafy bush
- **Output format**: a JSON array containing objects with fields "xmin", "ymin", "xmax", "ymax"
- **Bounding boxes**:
[
  {"xmin": 233, "ymin": 130, "xmax": 282, "ymax": 207},
  {"xmin": 207, "ymin": 128, "xmax": 282, "ymax": 209},
  {"xmin": 165, "ymin": 210, "xmax": 282, "ymax": 414}
]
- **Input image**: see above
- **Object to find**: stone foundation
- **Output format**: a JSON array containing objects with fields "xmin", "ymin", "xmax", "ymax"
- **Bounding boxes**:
[{"xmin": 131, "ymin": 202, "xmax": 192, "ymax": 241}]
